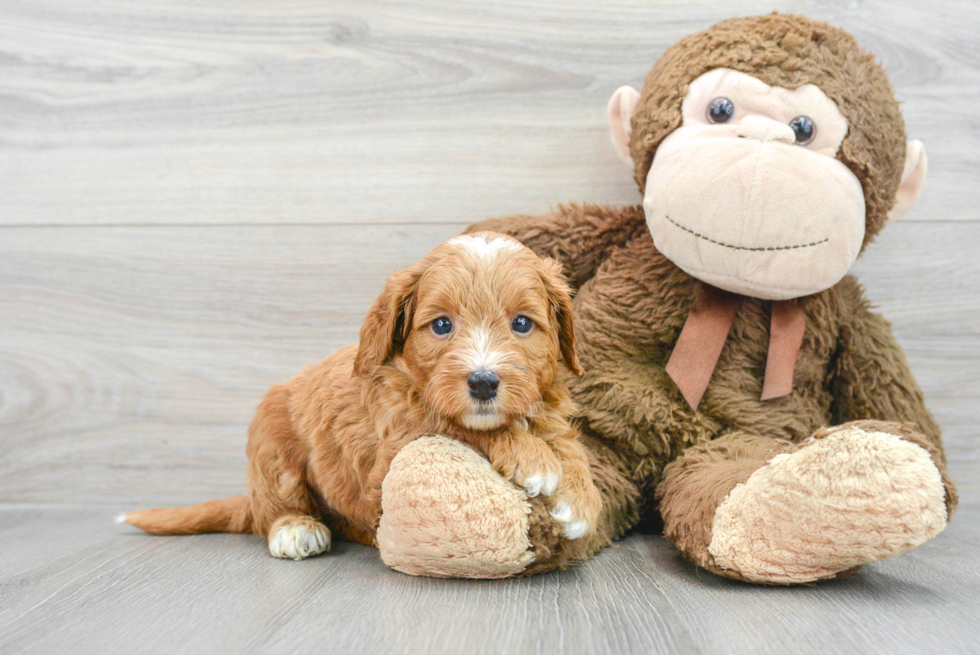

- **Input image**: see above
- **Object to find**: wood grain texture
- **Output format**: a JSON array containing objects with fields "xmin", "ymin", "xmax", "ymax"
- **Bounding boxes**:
[
  {"xmin": 1, "ymin": 1, "xmax": 979, "ymax": 651},
  {"xmin": 0, "ymin": 221, "xmax": 977, "ymax": 505},
  {"xmin": 0, "ymin": 504, "xmax": 978, "ymax": 655},
  {"xmin": 0, "ymin": 0, "xmax": 979, "ymax": 226},
  {"xmin": 0, "ymin": 222, "xmax": 463, "ymax": 504}
]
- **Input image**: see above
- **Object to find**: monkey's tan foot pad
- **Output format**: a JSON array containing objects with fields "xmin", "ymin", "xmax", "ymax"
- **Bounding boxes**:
[
  {"xmin": 377, "ymin": 435, "xmax": 534, "ymax": 579},
  {"xmin": 708, "ymin": 423, "xmax": 948, "ymax": 584}
]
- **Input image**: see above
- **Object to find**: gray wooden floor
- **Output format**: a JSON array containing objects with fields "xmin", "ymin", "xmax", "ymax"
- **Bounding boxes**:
[
  {"xmin": 1, "ymin": 1, "xmax": 979, "ymax": 653},
  {"xmin": 2, "ymin": 504, "xmax": 979, "ymax": 655}
]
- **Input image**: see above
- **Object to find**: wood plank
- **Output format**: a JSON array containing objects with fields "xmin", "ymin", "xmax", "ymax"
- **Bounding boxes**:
[
  {"xmin": 634, "ymin": 505, "xmax": 980, "ymax": 655},
  {"xmin": 1, "ymin": 1, "xmax": 977, "ymax": 651},
  {"xmin": 0, "ymin": 222, "xmax": 464, "ymax": 504},
  {"xmin": 0, "ymin": 504, "xmax": 978, "ymax": 655},
  {"xmin": 1, "ymin": 0, "xmax": 978, "ymax": 226},
  {"xmin": 0, "ymin": 221, "xmax": 977, "ymax": 505}
]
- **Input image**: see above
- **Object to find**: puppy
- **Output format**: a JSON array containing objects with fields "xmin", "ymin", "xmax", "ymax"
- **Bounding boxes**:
[{"xmin": 122, "ymin": 232, "xmax": 603, "ymax": 560}]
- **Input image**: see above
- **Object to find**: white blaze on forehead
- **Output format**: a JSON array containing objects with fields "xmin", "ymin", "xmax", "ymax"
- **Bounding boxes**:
[{"xmin": 449, "ymin": 234, "xmax": 523, "ymax": 262}]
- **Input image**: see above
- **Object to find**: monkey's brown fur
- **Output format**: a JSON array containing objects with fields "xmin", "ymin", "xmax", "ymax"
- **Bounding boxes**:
[{"xmin": 462, "ymin": 14, "xmax": 956, "ymax": 581}]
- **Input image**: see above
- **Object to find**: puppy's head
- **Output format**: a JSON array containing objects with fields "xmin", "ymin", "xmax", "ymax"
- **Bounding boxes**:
[{"xmin": 354, "ymin": 232, "xmax": 582, "ymax": 432}]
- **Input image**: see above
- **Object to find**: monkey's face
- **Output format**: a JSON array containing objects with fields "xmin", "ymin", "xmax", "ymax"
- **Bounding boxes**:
[
  {"xmin": 642, "ymin": 69, "xmax": 865, "ymax": 300},
  {"xmin": 607, "ymin": 17, "xmax": 929, "ymax": 301}
]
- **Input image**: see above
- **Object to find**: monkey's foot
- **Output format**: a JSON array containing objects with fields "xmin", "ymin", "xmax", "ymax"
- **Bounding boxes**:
[
  {"xmin": 707, "ymin": 422, "xmax": 949, "ymax": 584},
  {"xmin": 377, "ymin": 435, "xmax": 535, "ymax": 578}
]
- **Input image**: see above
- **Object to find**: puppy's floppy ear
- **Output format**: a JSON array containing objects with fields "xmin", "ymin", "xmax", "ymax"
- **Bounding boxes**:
[
  {"xmin": 353, "ymin": 264, "xmax": 424, "ymax": 377},
  {"xmin": 540, "ymin": 257, "xmax": 584, "ymax": 376}
]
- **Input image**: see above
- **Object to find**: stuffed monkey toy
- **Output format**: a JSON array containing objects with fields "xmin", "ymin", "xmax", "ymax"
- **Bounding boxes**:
[{"xmin": 376, "ymin": 13, "xmax": 957, "ymax": 584}]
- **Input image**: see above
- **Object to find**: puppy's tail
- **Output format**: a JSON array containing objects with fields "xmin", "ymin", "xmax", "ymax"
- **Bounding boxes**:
[{"xmin": 119, "ymin": 495, "xmax": 252, "ymax": 535}]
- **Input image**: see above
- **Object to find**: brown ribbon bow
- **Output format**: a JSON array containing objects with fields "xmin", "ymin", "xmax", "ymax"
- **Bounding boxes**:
[{"xmin": 665, "ymin": 284, "xmax": 806, "ymax": 411}]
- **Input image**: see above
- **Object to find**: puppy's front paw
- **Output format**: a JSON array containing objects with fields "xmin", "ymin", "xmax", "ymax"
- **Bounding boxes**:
[
  {"xmin": 512, "ymin": 450, "xmax": 563, "ymax": 498},
  {"xmin": 488, "ymin": 435, "xmax": 562, "ymax": 498},
  {"xmin": 268, "ymin": 516, "xmax": 331, "ymax": 561},
  {"xmin": 550, "ymin": 485, "xmax": 602, "ymax": 540},
  {"xmin": 515, "ymin": 463, "xmax": 560, "ymax": 498}
]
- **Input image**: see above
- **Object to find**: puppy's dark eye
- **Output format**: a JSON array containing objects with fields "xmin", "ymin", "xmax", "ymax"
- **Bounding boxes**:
[
  {"xmin": 789, "ymin": 116, "xmax": 816, "ymax": 145},
  {"xmin": 431, "ymin": 316, "xmax": 453, "ymax": 336},
  {"xmin": 707, "ymin": 97, "xmax": 734, "ymax": 124},
  {"xmin": 511, "ymin": 315, "xmax": 533, "ymax": 334}
]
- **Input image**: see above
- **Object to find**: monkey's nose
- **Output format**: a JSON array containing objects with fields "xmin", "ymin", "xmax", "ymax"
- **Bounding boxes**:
[
  {"xmin": 468, "ymin": 370, "xmax": 499, "ymax": 401},
  {"xmin": 736, "ymin": 115, "xmax": 796, "ymax": 144}
]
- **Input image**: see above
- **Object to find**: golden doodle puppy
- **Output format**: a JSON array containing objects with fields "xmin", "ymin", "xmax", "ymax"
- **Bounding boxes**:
[{"xmin": 122, "ymin": 232, "xmax": 603, "ymax": 560}]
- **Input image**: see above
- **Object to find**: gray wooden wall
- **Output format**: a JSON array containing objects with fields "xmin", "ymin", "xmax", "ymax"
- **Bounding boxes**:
[{"xmin": 2, "ymin": 0, "xmax": 978, "ymax": 508}]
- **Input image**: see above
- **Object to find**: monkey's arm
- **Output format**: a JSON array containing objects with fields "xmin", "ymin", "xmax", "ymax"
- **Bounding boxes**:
[
  {"xmin": 465, "ymin": 203, "xmax": 647, "ymax": 290},
  {"xmin": 829, "ymin": 278, "xmax": 958, "ymax": 510}
]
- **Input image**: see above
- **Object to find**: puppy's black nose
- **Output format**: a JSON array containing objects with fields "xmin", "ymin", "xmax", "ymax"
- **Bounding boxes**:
[{"xmin": 468, "ymin": 370, "xmax": 499, "ymax": 401}]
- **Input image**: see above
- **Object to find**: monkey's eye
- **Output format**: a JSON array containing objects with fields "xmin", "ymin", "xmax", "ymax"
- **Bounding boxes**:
[
  {"xmin": 789, "ymin": 116, "xmax": 816, "ymax": 145},
  {"xmin": 707, "ymin": 97, "xmax": 734, "ymax": 124},
  {"xmin": 511, "ymin": 315, "xmax": 533, "ymax": 335},
  {"xmin": 431, "ymin": 316, "xmax": 454, "ymax": 337}
]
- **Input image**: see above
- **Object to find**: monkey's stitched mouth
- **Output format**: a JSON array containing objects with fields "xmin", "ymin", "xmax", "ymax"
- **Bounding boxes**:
[{"xmin": 665, "ymin": 216, "xmax": 829, "ymax": 252}]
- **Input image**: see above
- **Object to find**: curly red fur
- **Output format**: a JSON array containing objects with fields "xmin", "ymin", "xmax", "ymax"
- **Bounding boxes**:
[{"xmin": 124, "ymin": 233, "xmax": 600, "ymax": 550}]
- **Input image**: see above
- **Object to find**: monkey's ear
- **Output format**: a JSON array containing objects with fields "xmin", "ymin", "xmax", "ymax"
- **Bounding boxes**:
[
  {"xmin": 887, "ymin": 140, "xmax": 928, "ymax": 224},
  {"xmin": 607, "ymin": 86, "xmax": 641, "ymax": 168},
  {"xmin": 353, "ymin": 265, "xmax": 422, "ymax": 377}
]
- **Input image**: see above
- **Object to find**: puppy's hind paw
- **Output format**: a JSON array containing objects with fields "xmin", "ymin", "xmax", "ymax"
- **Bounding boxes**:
[{"xmin": 268, "ymin": 517, "xmax": 331, "ymax": 561}]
